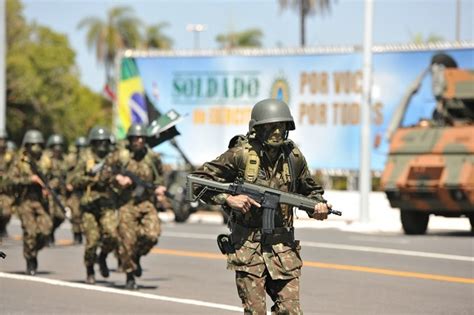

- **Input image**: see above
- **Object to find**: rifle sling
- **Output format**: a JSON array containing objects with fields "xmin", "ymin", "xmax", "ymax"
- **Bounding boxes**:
[{"xmin": 231, "ymin": 223, "xmax": 294, "ymax": 248}]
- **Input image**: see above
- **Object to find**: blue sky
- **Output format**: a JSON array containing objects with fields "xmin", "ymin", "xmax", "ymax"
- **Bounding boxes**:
[{"xmin": 23, "ymin": 0, "xmax": 473, "ymax": 93}]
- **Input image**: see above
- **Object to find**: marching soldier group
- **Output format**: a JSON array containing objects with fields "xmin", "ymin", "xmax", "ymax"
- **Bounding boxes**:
[{"xmin": 0, "ymin": 124, "xmax": 166, "ymax": 290}]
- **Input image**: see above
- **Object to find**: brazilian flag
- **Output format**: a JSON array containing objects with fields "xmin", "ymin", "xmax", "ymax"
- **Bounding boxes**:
[{"xmin": 117, "ymin": 58, "xmax": 159, "ymax": 138}]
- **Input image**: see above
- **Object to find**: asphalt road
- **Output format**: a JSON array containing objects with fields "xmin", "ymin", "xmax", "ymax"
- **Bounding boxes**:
[{"xmin": 1, "ymin": 215, "xmax": 473, "ymax": 315}]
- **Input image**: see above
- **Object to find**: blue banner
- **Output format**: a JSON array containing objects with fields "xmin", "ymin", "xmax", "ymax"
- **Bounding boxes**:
[{"xmin": 132, "ymin": 48, "xmax": 473, "ymax": 170}]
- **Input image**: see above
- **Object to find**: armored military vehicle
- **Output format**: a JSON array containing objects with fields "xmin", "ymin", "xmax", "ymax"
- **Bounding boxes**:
[{"xmin": 381, "ymin": 53, "xmax": 474, "ymax": 234}]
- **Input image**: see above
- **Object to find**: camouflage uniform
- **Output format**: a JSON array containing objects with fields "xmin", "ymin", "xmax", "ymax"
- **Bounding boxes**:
[
  {"xmin": 192, "ymin": 99, "xmax": 327, "ymax": 314},
  {"xmin": 44, "ymin": 150, "xmax": 68, "ymax": 243},
  {"xmin": 8, "ymin": 145, "xmax": 53, "ymax": 274},
  {"xmin": 111, "ymin": 124, "xmax": 163, "ymax": 290},
  {"xmin": 0, "ymin": 146, "xmax": 15, "ymax": 237},
  {"xmin": 67, "ymin": 145, "xmax": 118, "ymax": 283}
]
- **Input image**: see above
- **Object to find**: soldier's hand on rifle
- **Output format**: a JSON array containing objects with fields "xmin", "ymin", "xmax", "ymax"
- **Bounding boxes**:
[
  {"xmin": 116, "ymin": 174, "xmax": 132, "ymax": 187},
  {"xmin": 31, "ymin": 174, "xmax": 44, "ymax": 187},
  {"xmin": 225, "ymin": 195, "xmax": 261, "ymax": 214},
  {"xmin": 155, "ymin": 185, "xmax": 167, "ymax": 202},
  {"xmin": 313, "ymin": 202, "xmax": 331, "ymax": 221},
  {"xmin": 66, "ymin": 184, "xmax": 74, "ymax": 192}
]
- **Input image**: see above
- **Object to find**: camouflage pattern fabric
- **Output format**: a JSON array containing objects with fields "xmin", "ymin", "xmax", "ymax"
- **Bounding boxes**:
[
  {"xmin": 192, "ymin": 135, "xmax": 324, "ymax": 313},
  {"xmin": 236, "ymin": 271, "xmax": 302, "ymax": 315},
  {"xmin": 44, "ymin": 150, "xmax": 68, "ymax": 231},
  {"xmin": 67, "ymin": 193, "xmax": 82, "ymax": 234},
  {"xmin": 118, "ymin": 200, "xmax": 160, "ymax": 273},
  {"xmin": 110, "ymin": 146, "xmax": 164, "ymax": 273},
  {"xmin": 0, "ymin": 150, "xmax": 15, "ymax": 234},
  {"xmin": 82, "ymin": 208, "xmax": 118, "ymax": 266},
  {"xmin": 17, "ymin": 200, "xmax": 53, "ymax": 259},
  {"xmin": 67, "ymin": 148, "xmax": 118, "ymax": 267}
]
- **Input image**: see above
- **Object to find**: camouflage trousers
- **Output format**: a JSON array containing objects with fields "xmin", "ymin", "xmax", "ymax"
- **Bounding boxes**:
[
  {"xmin": 17, "ymin": 199, "xmax": 53, "ymax": 260},
  {"xmin": 49, "ymin": 194, "xmax": 66, "ymax": 232},
  {"xmin": 118, "ymin": 200, "xmax": 161, "ymax": 273},
  {"xmin": 0, "ymin": 194, "xmax": 13, "ymax": 233},
  {"xmin": 82, "ymin": 208, "xmax": 118, "ymax": 267},
  {"xmin": 67, "ymin": 193, "xmax": 82, "ymax": 234},
  {"xmin": 236, "ymin": 270, "xmax": 302, "ymax": 315}
]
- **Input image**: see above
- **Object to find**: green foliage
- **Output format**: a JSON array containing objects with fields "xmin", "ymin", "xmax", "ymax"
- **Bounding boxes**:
[
  {"xmin": 6, "ymin": 0, "xmax": 111, "ymax": 146},
  {"xmin": 411, "ymin": 32, "xmax": 445, "ymax": 44},
  {"xmin": 144, "ymin": 23, "xmax": 173, "ymax": 49},
  {"xmin": 216, "ymin": 29, "xmax": 263, "ymax": 49}
]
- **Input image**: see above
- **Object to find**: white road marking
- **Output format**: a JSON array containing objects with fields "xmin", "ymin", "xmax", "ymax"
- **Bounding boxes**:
[
  {"xmin": 162, "ymin": 231, "xmax": 474, "ymax": 262},
  {"xmin": 0, "ymin": 272, "xmax": 243, "ymax": 313}
]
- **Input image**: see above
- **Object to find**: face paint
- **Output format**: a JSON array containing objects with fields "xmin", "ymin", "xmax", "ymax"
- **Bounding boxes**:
[
  {"xmin": 255, "ymin": 122, "xmax": 288, "ymax": 147},
  {"xmin": 27, "ymin": 144, "xmax": 43, "ymax": 160},
  {"xmin": 92, "ymin": 140, "xmax": 110, "ymax": 158},
  {"xmin": 129, "ymin": 136, "xmax": 145, "ymax": 152}
]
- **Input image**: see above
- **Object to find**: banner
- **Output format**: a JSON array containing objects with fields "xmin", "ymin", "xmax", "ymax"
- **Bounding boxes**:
[{"xmin": 118, "ymin": 47, "xmax": 474, "ymax": 170}]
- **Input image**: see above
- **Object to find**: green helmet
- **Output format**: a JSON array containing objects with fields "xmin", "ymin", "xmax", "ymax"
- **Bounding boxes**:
[
  {"xmin": 22, "ymin": 129, "xmax": 45, "ymax": 146},
  {"xmin": 249, "ymin": 99, "xmax": 295, "ymax": 132},
  {"xmin": 46, "ymin": 134, "xmax": 65, "ymax": 148},
  {"xmin": 88, "ymin": 126, "xmax": 111, "ymax": 142},
  {"xmin": 127, "ymin": 123, "xmax": 148, "ymax": 138},
  {"xmin": 75, "ymin": 136, "xmax": 88, "ymax": 147}
]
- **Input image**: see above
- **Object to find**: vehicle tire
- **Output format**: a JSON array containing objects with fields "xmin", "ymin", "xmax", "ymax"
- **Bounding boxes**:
[
  {"xmin": 167, "ymin": 170, "xmax": 193, "ymax": 223},
  {"xmin": 400, "ymin": 210, "xmax": 429, "ymax": 235},
  {"xmin": 172, "ymin": 201, "xmax": 192, "ymax": 223}
]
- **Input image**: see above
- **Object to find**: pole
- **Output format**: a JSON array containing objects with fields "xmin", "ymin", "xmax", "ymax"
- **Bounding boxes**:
[
  {"xmin": 359, "ymin": 0, "xmax": 373, "ymax": 223},
  {"xmin": 456, "ymin": 0, "xmax": 461, "ymax": 41},
  {"xmin": 0, "ymin": 0, "xmax": 6, "ymax": 137}
]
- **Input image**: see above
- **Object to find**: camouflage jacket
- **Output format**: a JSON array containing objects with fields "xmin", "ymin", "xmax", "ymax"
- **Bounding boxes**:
[
  {"xmin": 44, "ymin": 150, "xmax": 68, "ymax": 194},
  {"xmin": 0, "ymin": 150, "xmax": 14, "ymax": 192},
  {"xmin": 7, "ymin": 150, "xmax": 51, "ymax": 201},
  {"xmin": 108, "ymin": 146, "xmax": 164, "ymax": 206},
  {"xmin": 67, "ymin": 148, "xmax": 116, "ymax": 209},
  {"xmin": 192, "ymin": 135, "xmax": 326, "ymax": 279}
]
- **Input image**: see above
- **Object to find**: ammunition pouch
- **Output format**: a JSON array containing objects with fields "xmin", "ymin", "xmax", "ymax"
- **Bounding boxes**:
[{"xmin": 230, "ymin": 223, "xmax": 295, "ymax": 248}]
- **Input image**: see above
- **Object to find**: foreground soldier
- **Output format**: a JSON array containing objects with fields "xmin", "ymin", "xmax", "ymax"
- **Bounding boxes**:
[
  {"xmin": 192, "ymin": 99, "xmax": 331, "ymax": 314},
  {"xmin": 0, "ymin": 132, "xmax": 14, "ymax": 238},
  {"xmin": 112, "ymin": 124, "xmax": 165, "ymax": 290},
  {"xmin": 45, "ymin": 134, "xmax": 68, "ymax": 245},
  {"xmin": 7, "ymin": 130, "xmax": 53, "ymax": 275},
  {"xmin": 68, "ymin": 127, "xmax": 118, "ymax": 284},
  {"xmin": 65, "ymin": 136, "xmax": 88, "ymax": 244}
]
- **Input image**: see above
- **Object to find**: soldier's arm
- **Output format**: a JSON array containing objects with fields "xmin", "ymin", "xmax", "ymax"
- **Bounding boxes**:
[
  {"xmin": 151, "ymin": 153, "xmax": 165, "ymax": 186},
  {"xmin": 67, "ymin": 158, "xmax": 92, "ymax": 189},
  {"xmin": 7, "ymin": 156, "xmax": 35, "ymax": 186},
  {"xmin": 294, "ymin": 150, "xmax": 326, "ymax": 203},
  {"xmin": 191, "ymin": 146, "xmax": 243, "ymax": 204}
]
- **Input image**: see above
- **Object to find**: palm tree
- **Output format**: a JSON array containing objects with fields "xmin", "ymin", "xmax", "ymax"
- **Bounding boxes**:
[
  {"xmin": 77, "ymin": 6, "xmax": 142, "ymax": 82},
  {"xmin": 144, "ymin": 23, "xmax": 173, "ymax": 49},
  {"xmin": 216, "ymin": 29, "xmax": 263, "ymax": 49},
  {"xmin": 279, "ymin": 0, "xmax": 333, "ymax": 47},
  {"xmin": 411, "ymin": 32, "xmax": 445, "ymax": 44}
]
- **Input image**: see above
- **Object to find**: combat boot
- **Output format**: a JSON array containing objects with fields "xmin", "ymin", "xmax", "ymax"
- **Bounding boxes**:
[
  {"xmin": 125, "ymin": 272, "xmax": 138, "ymax": 290},
  {"xmin": 98, "ymin": 252, "xmax": 109, "ymax": 278},
  {"xmin": 134, "ymin": 255, "xmax": 142, "ymax": 278},
  {"xmin": 86, "ymin": 265, "xmax": 96, "ymax": 285},
  {"xmin": 26, "ymin": 258, "xmax": 37, "ymax": 276},
  {"xmin": 73, "ymin": 233, "xmax": 83, "ymax": 245}
]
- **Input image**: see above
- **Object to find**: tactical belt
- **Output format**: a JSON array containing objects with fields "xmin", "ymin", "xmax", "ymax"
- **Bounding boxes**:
[{"xmin": 231, "ymin": 223, "xmax": 294, "ymax": 247}]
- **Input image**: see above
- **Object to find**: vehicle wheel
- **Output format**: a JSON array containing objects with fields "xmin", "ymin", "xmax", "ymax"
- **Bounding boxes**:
[
  {"xmin": 400, "ymin": 210, "xmax": 429, "ymax": 235},
  {"xmin": 172, "ymin": 201, "xmax": 192, "ymax": 223}
]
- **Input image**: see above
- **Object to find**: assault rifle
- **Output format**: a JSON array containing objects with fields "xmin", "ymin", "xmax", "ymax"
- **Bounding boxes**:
[
  {"xmin": 116, "ymin": 168, "xmax": 174, "ymax": 200},
  {"xmin": 186, "ymin": 175, "xmax": 342, "ymax": 234},
  {"xmin": 26, "ymin": 158, "xmax": 67, "ymax": 214}
]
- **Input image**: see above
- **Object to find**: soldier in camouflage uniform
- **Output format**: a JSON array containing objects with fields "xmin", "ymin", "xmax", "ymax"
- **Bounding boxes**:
[
  {"xmin": 45, "ymin": 134, "xmax": 68, "ymax": 245},
  {"xmin": 192, "ymin": 99, "xmax": 331, "ymax": 314},
  {"xmin": 111, "ymin": 123, "xmax": 165, "ymax": 290},
  {"xmin": 67, "ymin": 126, "xmax": 118, "ymax": 284},
  {"xmin": 0, "ymin": 131, "xmax": 15, "ymax": 238},
  {"xmin": 7, "ymin": 130, "xmax": 53, "ymax": 275},
  {"xmin": 65, "ymin": 136, "xmax": 88, "ymax": 244}
]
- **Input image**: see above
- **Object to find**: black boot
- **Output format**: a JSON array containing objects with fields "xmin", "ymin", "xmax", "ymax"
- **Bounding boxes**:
[
  {"xmin": 26, "ymin": 258, "xmax": 37, "ymax": 276},
  {"xmin": 134, "ymin": 255, "xmax": 142, "ymax": 278},
  {"xmin": 125, "ymin": 272, "xmax": 138, "ymax": 290},
  {"xmin": 98, "ymin": 252, "xmax": 109, "ymax": 278},
  {"xmin": 86, "ymin": 265, "xmax": 95, "ymax": 284},
  {"xmin": 73, "ymin": 233, "xmax": 83, "ymax": 245}
]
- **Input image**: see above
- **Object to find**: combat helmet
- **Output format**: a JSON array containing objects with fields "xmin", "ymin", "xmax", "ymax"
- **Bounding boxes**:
[
  {"xmin": 127, "ymin": 123, "xmax": 148, "ymax": 138},
  {"xmin": 46, "ymin": 134, "xmax": 65, "ymax": 148},
  {"xmin": 22, "ymin": 129, "xmax": 45, "ymax": 146},
  {"xmin": 88, "ymin": 126, "xmax": 111, "ymax": 142},
  {"xmin": 75, "ymin": 136, "xmax": 88, "ymax": 147},
  {"xmin": 249, "ymin": 99, "xmax": 295, "ymax": 132}
]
